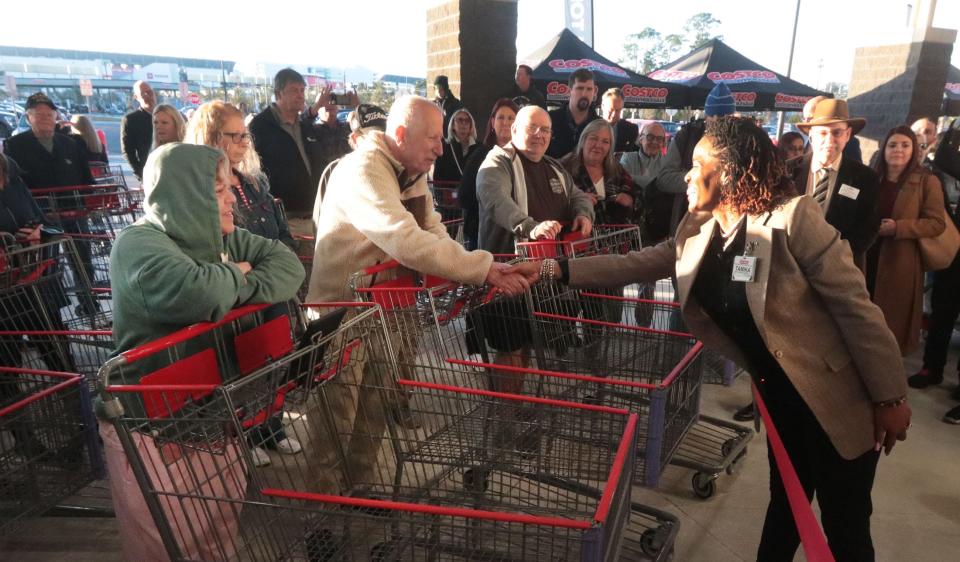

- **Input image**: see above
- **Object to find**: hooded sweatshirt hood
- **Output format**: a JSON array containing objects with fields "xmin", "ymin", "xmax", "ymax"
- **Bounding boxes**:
[{"xmin": 141, "ymin": 143, "xmax": 225, "ymax": 264}]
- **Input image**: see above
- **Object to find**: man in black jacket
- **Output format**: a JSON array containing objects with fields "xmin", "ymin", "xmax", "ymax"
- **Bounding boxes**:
[
  {"xmin": 791, "ymin": 99, "xmax": 879, "ymax": 268},
  {"xmin": 547, "ymin": 68, "xmax": 599, "ymax": 159},
  {"xmin": 509, "ymin": 64, "xmax": 547, "ymax": 109},
  {"xmin": 248, "ymin": 68, "xmax": 351, "ymax": 231},
  {"xmin": 601, "ymin": 87, "xmax": 639, "ymax": 155},
  {"xmin": 434, "ymin": 75, "xmax": 463, "ymax": 133},
  {"xmin": 4, "ymin": 92, "xmax": 102, "ymax": 319},
  {"xmin": 120, "ymin": 80, "xmax": 156, "ymax": 181}
]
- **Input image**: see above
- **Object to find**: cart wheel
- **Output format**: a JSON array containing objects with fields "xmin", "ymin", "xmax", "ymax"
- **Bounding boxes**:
[
  {"xmin": 640, "ymin": 528, "xmax": 665, "ymax": 556},
  {"xmin": 721, "ymin": 438, "xmax": 736, "ymax": 458},
  {"xmin": 726, "ymin": 446, "xmax": 748, "ymax": 475},
  {"xmin": 463, "ymin": 467, "xmax": 489, "ymax": 493},
  {"xmin": 692, "ymin": 472, "xmax": 717, "ymax": 499}
]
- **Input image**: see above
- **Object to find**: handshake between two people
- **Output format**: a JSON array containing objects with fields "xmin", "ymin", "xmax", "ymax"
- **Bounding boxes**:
[{"xmin": 483, "ymin": 260, "xmax": 546, "ymax": 296}]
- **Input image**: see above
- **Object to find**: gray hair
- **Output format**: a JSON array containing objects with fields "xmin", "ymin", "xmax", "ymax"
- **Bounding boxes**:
[{"xmin": 569, "ymin": 119, "xmax": 619, "ymax": 180}]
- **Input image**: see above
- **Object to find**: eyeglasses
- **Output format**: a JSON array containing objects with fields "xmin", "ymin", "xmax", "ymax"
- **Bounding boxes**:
[
  {"xmin": 810, "ymin": 127, "xmax": 849, "ymax": 140},
  {"xmin": 525, "ymin": 125, "xmax": 552, "ymax": 137},
  {"xmin": 641, "ymin": 134, "xmax": 665, "ymax": 143},
  {"xmin": 221, "ymin": 132, "xmax": 252, "ymax": 144}
]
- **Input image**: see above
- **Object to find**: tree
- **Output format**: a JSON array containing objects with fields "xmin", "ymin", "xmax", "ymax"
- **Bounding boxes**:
[
  {"xmin": 620, "ymin": 13, "xmax": 721, "ymax": 74},
  {"xmin": 683, "ymin": 12, "xmax": 722, "ymax": 50},
  {"xmin": 620, "ymin": 27, "xmax": 684, "ymax": 74}
]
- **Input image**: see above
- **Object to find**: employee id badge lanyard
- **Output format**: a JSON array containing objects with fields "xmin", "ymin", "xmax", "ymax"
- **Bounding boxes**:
[{"xmin": 732, "ymin": 240, "xmax": 758, "ymax": 282}]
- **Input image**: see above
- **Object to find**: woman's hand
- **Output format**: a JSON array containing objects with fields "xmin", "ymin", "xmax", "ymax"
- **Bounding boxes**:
[
  {"xmin": 878, "ymin": 218, "xmax": 897, "ymax": 237},
  {"xmin": 873, "ymin": 401, "xmax": 911, "ymax": 455},
  {"xmin": 233, "ymin": 261, "xmax": 252, "ymax": 275},
  {"xmin": 614, "ymin": 193, "xmax": 633, "ymax": 208}
]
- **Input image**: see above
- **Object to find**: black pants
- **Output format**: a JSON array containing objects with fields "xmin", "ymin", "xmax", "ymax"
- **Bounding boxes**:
[
  {"xmin": 756, "ymin": 377, "xmax": 880, "ymax": 562},
  {"xmin": 922, "ymin": 255, "xmax": 960, "ymax": 377}
]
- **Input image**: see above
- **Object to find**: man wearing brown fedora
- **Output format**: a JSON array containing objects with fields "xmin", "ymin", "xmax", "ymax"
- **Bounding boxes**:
[{"xmin": 790, "ymin": 98, "xmax": 880, "ymax": 269}]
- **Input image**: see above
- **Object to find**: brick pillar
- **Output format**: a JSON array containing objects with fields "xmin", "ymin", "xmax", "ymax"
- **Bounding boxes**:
[
  {"xmin": 427, "ymin": 0, "xmax": 518, "ymax": 132},
  {"xmin": 847, "ymin": 28, "xmax": 956, "ymax": 163}
]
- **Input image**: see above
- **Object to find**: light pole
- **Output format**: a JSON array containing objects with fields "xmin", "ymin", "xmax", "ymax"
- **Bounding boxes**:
[{"xmin": 776, "ymin": 0, "xmax": 802, "ymax": 139}]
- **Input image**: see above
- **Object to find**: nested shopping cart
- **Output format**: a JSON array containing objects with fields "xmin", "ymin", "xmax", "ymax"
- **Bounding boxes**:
[
  {"xmin": 29, "ymin": 183, "xmax": 144, "ymax": 236},
  {"xmin": 526, "ymin": 287, "xmax": 752, "ymax": 499},
  {"xmin": 98, "ymin": 300, "xmax": 640, "ymax": 561},
  {"xmin": 0, "ymin": 237, "xmax": 111, "ymax": 332},
  {"xmin": 429, "ymin": 179, "xmax": 462, "ymax": 223},
  {"xmin": 0, "ymin": 366, "xmax": 104, "ymax": 535}
]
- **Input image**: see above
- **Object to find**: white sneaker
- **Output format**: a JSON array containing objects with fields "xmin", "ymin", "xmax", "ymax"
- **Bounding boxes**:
[
  {"xmin": 251, "ymin": 446, "xmax": 271, "ymax": 467},
  {"xmin": 274, "ymin": 437, "xmax": 302, "ymax": 455}
]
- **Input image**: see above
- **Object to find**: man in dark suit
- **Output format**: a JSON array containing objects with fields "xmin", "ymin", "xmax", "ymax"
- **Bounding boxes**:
[
  {"xmin": 601, "ymin": 87, "xmax": 639, "ymax": 155},
  {"xmin": 790, "ymin": 99, "xmax": 879, "ymax": 268},
  {"xmin": 120, "ymin": 80, "xmax": 156, "ymax": 181}
]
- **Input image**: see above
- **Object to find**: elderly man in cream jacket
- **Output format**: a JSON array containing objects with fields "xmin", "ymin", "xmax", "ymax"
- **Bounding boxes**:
[{"xmin": 305, "ymin": 96, "xmax": 528, "ymax": 497}]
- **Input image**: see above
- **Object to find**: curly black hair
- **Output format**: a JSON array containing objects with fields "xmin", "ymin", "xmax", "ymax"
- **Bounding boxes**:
[{"xmin": 703, "ymin": 117, "xmax": 796, "ymax": 216}]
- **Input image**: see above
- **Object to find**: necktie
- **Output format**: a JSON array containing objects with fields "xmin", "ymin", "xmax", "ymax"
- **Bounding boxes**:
[{"xmin": 813, "ymin": 169, "xmax": 831, "ymax": 208}]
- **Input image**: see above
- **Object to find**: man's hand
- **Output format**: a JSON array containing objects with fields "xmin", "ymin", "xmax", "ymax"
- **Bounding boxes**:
[
  {"xmin": 878, "ymin": 218, "xmax": 896, "ymax": 237},
  {"xmin": 572, "ymin": 216, "xmax": 593, "ymax": 236},
  {"xmin": 531, "ymin": 220, "xmax": 562, "ymax": 240},
  {"xmin": 614, "ymin": 193, "xmax": 634, "ymax": 208},
  {"xmin": 233, "ymin": 261, "xmax": 252, "ymax": 275},
  {"xmin": 485, "ymin": 262, "xmax": 530, "ymax": 296},
  {"xmin": 873, "ymin": 401, "xmax": 911, "ymax": 455},
  {"xmin": 15, "ymin": 224, "xmax": 41, "ymax": 245}
]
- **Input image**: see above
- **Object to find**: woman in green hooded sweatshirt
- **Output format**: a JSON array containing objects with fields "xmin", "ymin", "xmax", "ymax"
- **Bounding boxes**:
[{"xmin": 102, "ymin": 142, "xmax": 304, "ymax": 562}]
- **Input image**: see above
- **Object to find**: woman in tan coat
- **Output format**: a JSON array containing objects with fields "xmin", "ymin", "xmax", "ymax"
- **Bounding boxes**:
[
  {"xmin": 867, "ymin": 125, "xmax": 945, "ymax": 356},
  {"xmin": 517, "ymin": 117, "xmax": 911, "ymax": 561}
]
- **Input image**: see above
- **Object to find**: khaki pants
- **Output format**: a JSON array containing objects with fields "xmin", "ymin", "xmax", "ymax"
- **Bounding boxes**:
[{"xmin": 300, "ymin": 310, "xmax": 413, "ymax": 494}]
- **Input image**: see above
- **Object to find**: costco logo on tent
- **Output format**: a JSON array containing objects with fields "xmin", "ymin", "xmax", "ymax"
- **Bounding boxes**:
[
  {"xmin": 733, "ymin": 92, "xmax": 757, "ymax": 107},
  {"xmin": 774, "ymin": 93, "xmax": 814, "ymax": 110},
  {"xmin": 548, "ymin": 58, "xmax": 629, "ymax": 78},
  {"xmin": 622, "ymin": 85, "xmax": 668, "ymax": 105},
  {"xmin": 546, "ymin": 81, "xmax": 572, "ymax": 100},
  {"xmin": 647, "ymin": 70, "xmax": 700, "ymax": 83},
  {"xmin": 707, "ymin": 70, "xmax": 780, "ymax": 84}
]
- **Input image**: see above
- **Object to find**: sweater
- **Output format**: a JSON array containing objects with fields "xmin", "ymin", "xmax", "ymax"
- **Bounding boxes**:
[
  {"xmin": 110, "ymin": 143, "xmax": 304, "ymax": 362},
  {"xmin": 307, "ymin": 132, "xmax": 494, "ymax": 302}
]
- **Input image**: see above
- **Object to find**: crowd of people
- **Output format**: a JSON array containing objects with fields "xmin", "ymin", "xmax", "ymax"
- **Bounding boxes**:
[{"xmin": 1, "ymin": 61, "xmax": 958, "ymax": 562}]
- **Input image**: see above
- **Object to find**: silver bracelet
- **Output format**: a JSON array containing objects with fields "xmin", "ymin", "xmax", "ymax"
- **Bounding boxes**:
[{"xmin": 539, "ymin": 259, "xmax": 558, "ymax": 283}]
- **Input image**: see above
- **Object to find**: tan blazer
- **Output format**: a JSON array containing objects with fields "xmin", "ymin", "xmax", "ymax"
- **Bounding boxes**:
[
  {"xmin": 873, "ymin": 169, "xmax": 945, "ymax": 356},
  {"xmin": 568, "ymin": 196, "xmax": 907, "ymax": 460}
]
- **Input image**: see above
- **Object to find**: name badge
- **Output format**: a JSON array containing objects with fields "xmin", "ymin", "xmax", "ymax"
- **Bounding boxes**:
[
  {"xmin": 732, "ymin": 255, "xmax": 757, "ymax": 282},
  {"xmin": 838, "ymin": 184, "xmax": 860, "ymax": 200}
]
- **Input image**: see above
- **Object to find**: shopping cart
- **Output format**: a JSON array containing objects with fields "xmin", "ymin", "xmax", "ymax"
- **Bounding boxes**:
[
  {"xmin": 429, "ymin": 179, "xmax": 461, "ymax": 222},
  {"xmin": 0, "ymin": 330, "xmax": 112, "ymax": 393},
  {"xmin": 98, "ymin": 301, "xmax": 639, "ymax": 561},
  {"xmin": 30, "ymin": 183, "xmax": 144, "ymax": 236},
  {"xmin": 516, "ymin": 224, "xmax": 642, "ymax": 260},
  {"xmin": 0, "ymin": 367, "xmax": 105, "ymax": 536},
  {"xmin": 0, "ymin": 237, "xmax": 111, "ymax": 332},
  {"xmin": 442, "ymin": 217, "xmax": 464, "ymax": 244},
  {"xmin": 533, "ymin": 289, "xmax": 752, "ymax": 499},
  {"xmin": 89, "ymin": 163, "xmax": 128, "ymax": 188}
]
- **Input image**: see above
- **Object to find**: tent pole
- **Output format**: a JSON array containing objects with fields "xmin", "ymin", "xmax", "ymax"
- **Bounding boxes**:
[{"xmin": 777, "ymin": 0, "xmax": 802, "ymax": 139}]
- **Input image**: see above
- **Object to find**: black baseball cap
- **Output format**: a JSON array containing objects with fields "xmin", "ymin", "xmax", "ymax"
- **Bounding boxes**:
[
  {"xmin": 350, "ymin": 104, "xmax": 387, "ymax": 132},
  {"xmin": 26, "ymin": 92, "xmax": 57, "ymax": 111},
  {"xmin": 434, "ymin": 75, "xmax": 450, "ymax": 88}
]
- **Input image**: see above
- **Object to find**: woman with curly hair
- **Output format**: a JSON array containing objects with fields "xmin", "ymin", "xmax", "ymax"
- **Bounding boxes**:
[{"xmin": 520, "ymin": 116, "xmax": 912, "ymax": 561}]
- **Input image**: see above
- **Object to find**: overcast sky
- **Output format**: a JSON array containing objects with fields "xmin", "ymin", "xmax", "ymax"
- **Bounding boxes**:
[{"xmin": 3, "ymin": 0, "xmax": 958, "ymax": 89}]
